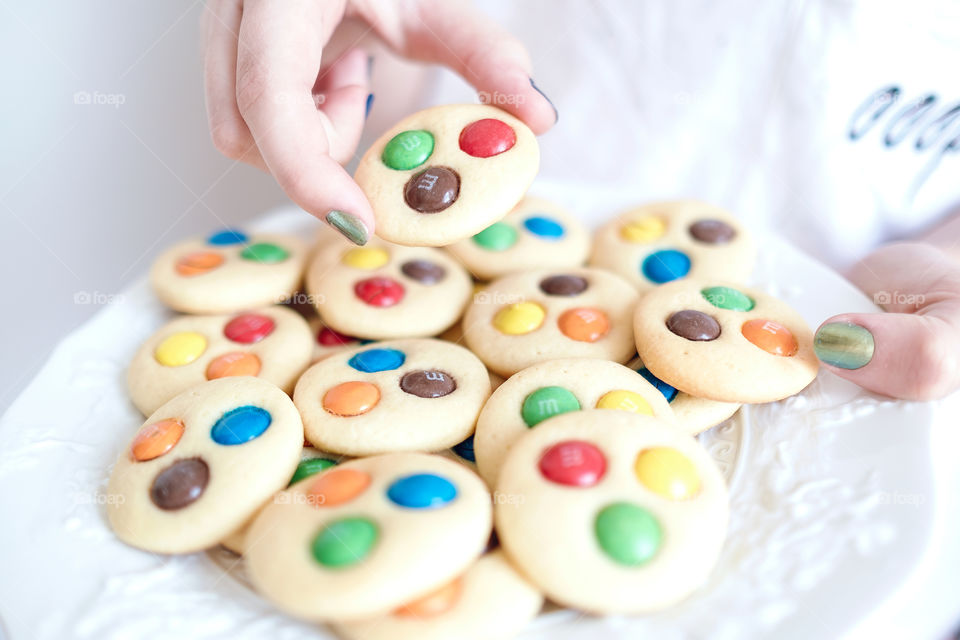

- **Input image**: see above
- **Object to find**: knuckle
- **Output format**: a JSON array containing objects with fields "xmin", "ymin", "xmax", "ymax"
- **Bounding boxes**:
[
  {"xmin": 235, "ymin": 59, "xmax": 269, "ymax": 116},
  {"xmin": 209, "ymin": 121, "xmax": 249, "ymax": 159}
]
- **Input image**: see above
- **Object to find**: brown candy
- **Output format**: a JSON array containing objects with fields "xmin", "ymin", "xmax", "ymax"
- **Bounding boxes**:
[
  {"xmin": 401, "ymin": 260, "xmax": 447, "ymax": 285},
  {"xmin": 689, "ymin": 219, "xmax": 736, "ymax": 244},
  {"xmin": 539, "ymin": 275, "xmax": 588, "ymax": 296},
  {"xmin": 403, "ymin": 166, "xmax": 460, "ymax": 213},
  {"xmin": 666, "ymin": 310, "xmax": 721, "ymax": 341},
  {"xmin": 150, "ymin": 458, "xmax": 210, "ymax": 510},
  {"xmin": 400, "ymin": 370, "xmax": 457, "ymax": 398}
]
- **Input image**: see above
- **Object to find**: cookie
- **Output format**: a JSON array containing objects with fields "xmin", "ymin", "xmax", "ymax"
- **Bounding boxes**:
[
  {"xmin": 590, "ymin": 201, "xmax": 755, "ymax": 291},
  {"xmin": 149, "ymin": 228, "xmax": 308, "ymax": 313},
  {"xmin": 634, "ymin": 279, "xmax": 819, "ymax": 402},
  {"xmin": 106, "ymin": 376, "xmax": 303, "ymax": 554},
  {"xmin": 245, "ymin": 452, "xmax": 492, "ymax": 621},
  {"xmin": 294, "ymin": 339, "xmax": 492, "ymax": 455},
  {"xmin": 333, "ymin": 550, "xmax": 543, "ymax": 640},
  {"xmin": 627, "ymin": 356, "xmax": 740, "ymax": 435},
  {"xmin": 127, "ymin": 306, "xmax": 313, "ymax": 416},
  {"xmin": 462, "ymin": 268, "xmax": 639, "ymax": 377},
  {"xmin": 446, "ymin": 196, "xmax": 590, "ymax": 281},
  {"xmin": 354, "ymin": 104, "xmax": 539, "ymax": 246},
  {"xmin": 307, "ymin": 315, "xmax": 370, "ymax": 363},
  {"xmin": 305, "ymin": 241, "xmax": 472, "ymax": 339},
  {"xmin": 495, "ymin": 410, "xmax": 729, "ymax": 614},
  {"xmin": 473, "ymin": 358, "xmax": 675, "ymax": 486}
]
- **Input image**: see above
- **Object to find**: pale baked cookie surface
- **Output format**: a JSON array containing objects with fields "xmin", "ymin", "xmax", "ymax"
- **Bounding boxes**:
[
  {"xmin": 463, "ymin": 268, "xmax": 639, "ymax": 377},
  {"xmin": 149, "ymin": 229, "xmax": 307, "ymax": 313},
  {"xmin": 354, "ymin": 104, "xmax": 539, "ymax": 246},
  {"xmin": 634, "ymin": 279, "xmax": 819, "ymax": 403},
  {"xmin": 107, "ymin": 377, "xmax": 303, "ymax": 554},
  {"xmin": 590, "ymin": 201, "xmax": 755, "ymax": 291},
  {"xmin": 495, "ymin": 410, "xmax": 729, "ymax": 615},
  {"xmin": 245, "ymin": 453, "xmax": 492, "ymax": 622}
]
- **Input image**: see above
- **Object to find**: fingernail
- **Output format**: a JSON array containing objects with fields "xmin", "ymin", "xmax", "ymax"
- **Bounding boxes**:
[
  {"xmin": 814, "ymin": 322, "xmax": 875, "ymax": 370},
  {"xmin": 365, "ymin": 93, "xmax": 374, "ymax": 119},
  {"xmin": 325, "ymin": 210, "xmax": 368, "ymax": 246},
  {"xmin": 529, "ymin": 78, "xmax": 558, "ymax": 123}
]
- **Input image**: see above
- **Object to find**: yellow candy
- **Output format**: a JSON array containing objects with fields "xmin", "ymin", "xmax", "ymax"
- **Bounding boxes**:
[
  {"xmin": 342, "ymin": 247, "xmax": 389, "ymax": 270},
  {"xmin": 493, "ymin": 302, "xmax": 545, "ymax": 335},
  {"xmin": 635, "ymin": 447, "xmax": 701, "ymax": 500},
  {"xmin": 154, "ymin": 332, "xmax": 207, "ymax": 367},
  {"xmin": 620, "ymin": 217, "xmax": 666, "ymax": 243},
  {"xmin": 596, "ymin": 390, "xmax": 653, "ymax": 415}
]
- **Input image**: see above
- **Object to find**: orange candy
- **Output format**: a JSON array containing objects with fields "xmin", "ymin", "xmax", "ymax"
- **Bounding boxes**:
[
  {"xmin": 205, "ymin": 352, "xmax": 261, "ymax": 379},
  {"xmin": 323, "ymin": 381, "xmax": 381, "ymax": 416},
  {"xmin": 394, "ymin": 578, "xmax": 464, "ymax": 618},
  {"xmin": 558, "ymin": 307, "xmax": 610, "ymax": 342},
  {"xmin": 307, "ymin": 468, "xmax": 371, "ymax": 507},
  {"xmin": 741, "ymin": 319, "xmax": 798, "ymax": 356},
  {"xmin": 131, "ymin": 418, "xmax": 185, "ymax": 461},
  {"xmin": 175, "ymin": 251, "xmax": 224, "ymax": 276}
]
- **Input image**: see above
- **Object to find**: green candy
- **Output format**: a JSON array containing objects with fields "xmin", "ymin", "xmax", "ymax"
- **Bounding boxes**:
[
  {"xmin": 594, "ymin": 502, "xmax": 662, "ymax": 566},
  {"xmin": 381, "ymin": 130, "xmax": 434, "ymax": 170},
  {"xmin": 521, "ymin": 386, "xmax": 580, "ymax": 427},
  {"xmin": 240, "ymin": 242, "xmax": 289, "ymax": 264},
  {"xmin": 701, "ymin": 286, "xmax": 754, "ymax": 311},
  {"xmin": 288, "ymin": 457, "xmax": 337, "ymax": 486},
  {"xmin": 311, "ymin": 517, "xmax": 378, "ymax": 568},
  {"xmin": 472, "ymin": 222, "xmax": 518, "ymax": 251}
]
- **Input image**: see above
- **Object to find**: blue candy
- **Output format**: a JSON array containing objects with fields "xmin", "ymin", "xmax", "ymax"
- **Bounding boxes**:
[
  {"xmin": 207, "ymin": 229, "xmax": 249, "ymax": 246},
  {"xmin": 452, "ymin": 435, "xmax": 476, "ymax": 462},
  {"xmin": 386, "ymin": 473, "xmax": 457, "ymax": 509},
  {"xmin": 637, "ymin": 367, "xmax": 679, "ymax": 403},
  {"xmin": 523, "ymin": 215, "xmax": 565, "ymax": 239},
  {"xmin": 211, "ymin": 406, "xmax": 272, "ymax": 445},
  {"xmin": 641, "ymin": 249, "xmax": 691, "ymax": 284},
  {"xmin": 348, "ymin": 348, "xmax": 406, "ymax": 373}
]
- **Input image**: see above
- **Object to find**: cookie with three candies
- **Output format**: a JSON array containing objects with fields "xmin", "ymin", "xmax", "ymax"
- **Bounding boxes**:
[
  {"xmin": 245, "ymin": 453, "xmax": 492, "ymax": 621},
  {"xmin": 590, "ymin": 201, "xmax": 754, "ymax": 291},
  {"xmin": 106, "ymin": 377, "xmax": 303, "ymax": 554},
  {"xmin": 495, "ymin": 410, "xmax": 729, "ymax": 614},
  {"xmin": 634, "ymin": 279, "xmax": 819, "ymax": 403},
  {"xmin": 446, "ymin": 196, "xmax": 590, "ymax": 281},
  {"xmin": 463, "ymin": 268, "xmax": 638, "ymax": 377},
  {"xmin": 473, "ymin": 358, "xmax": 675, "ymax": 485},
  {"xmin": 294, "ymin": 339, "xmax": 491, "ymax": 456},
  {"xmin": 306, "ymin": 241, "xmax": 472, "ymax": 339},
  {"xmin": 127, "ymin": 306, "xmax": 313, "ymax": 415},
  {"xmin": 150, "ymin": 228, "xmax": 308, "ymax": 313},
  {"xmin": 354, "ymin": 104, "xmax": 539, "ymax": 246}
]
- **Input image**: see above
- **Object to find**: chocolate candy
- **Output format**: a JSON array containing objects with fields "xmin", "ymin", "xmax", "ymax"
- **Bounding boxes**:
[
  {"xmin": 205, "ymin": 352, "xmax": 261, "ymax": 380},
  {"xmin": 701, "ymin": 286, "xmax": 754, "ymax": 312},
  {"xmin": 386, "ymin": 473, "xmax": 457, "ymax": 508},
  {"xmin": 307, "ymin": 468, "xmax": 370, "ymax": 506},
  {"xmin": 401, "ymin": 260, "xmax": 446, "ymax": 285},
  {"xmin": 323, "ymin": 381, "xmax": 381, "ymax": 416},
  {"xmin": 311, "ymin": 517, "xmax": 379, "ymax": 567},
  {"xmin": 742, "ymin": 319, "xmax": 798, "ymax": 356},
  {"xmin": 637, "ymin": 367, "xmax": 679, "ymax": 403},
  {"xmin": 523, "ymin": 216, "xmax": 564, "ymax": 239},
  {"xmin": 382, "ymin": 130, "xmax": 434, "ymax": 170},
  {"xmin": 289, "ymin": 457, "xmax": 338, "ymax": 485},
  {"xmin": 154, "ymin": 331, "xmax": 207, "ymax": 366},
  {"xmin": 150, "ymin": 457, "xmax": 209, "ymax": 510},
  {"xmin": 458, "ymin": 119, "xmax": 517, "ymax": 158},
  {"xmin": 131, "ymin": 418, "xmax": 184, "ymax": 462},
  {"xmin": 400, "ymin": 369, "xmax": 457, "ymax": 398},
  {"xmin": 207, "ymin": 229, "xmax": 248, "ymax": 246},
  {"xmin": 472, "ymin": 222, "xmax": 518, "ymax": 251},
  {"xmin": 634, "ymin": 447, "xmax": 701, "ymax": 500},
  {"xmin": 348, "ymin": 348, "xmax": 406, "ymax": 373},
  {"xmin": 539, "ymin": 275, "xmax": 588, "ymax": 296},
  {"xmin": 452, "ymin": 435, "xmax": 475, "ymax": 462},
  {"xmin": 594, "ymin": 502, "xmax": 662, "ymax": 566},
  {"xmin": 538, "ymin": 440, "xmax": 606, "ymax": 487},
  {"xmin": 224, "ymin": 313, "xmax": 276, "ymax": 343},
  {"xmin": 689, "ymin": 219, "xmax": 736, "ymax": 244},
  {"xmin": 558, "ymin": 308, "xmax": 610, "ymax": 343},
  {"xmin": 666, "ymin": 310, "xmax": 721, "ymax": 341},
  {"xmin": 355, "ymin": 277, "xmax": 405, "ymax": 307},
  {"xmin": 403, "ymin": 167, "xmax": 460, "ymax": 213},
  {"xmin": 175, "ymin": 252, "xmax": 223, "ymax": 277},
  {"xmin": 521, "ymin": 386, "xmax": 580, "ymax": 427},
  {"xmin": 641, "ymin": 249, "xmax": 691, "ymax": 284},
  {"xmin": 240, "ymin": 242, "xmax": 289, "ymax": 263},
  {"xmin": 210, "ymin": 405, "xmax": 272, "ymax": 445}
]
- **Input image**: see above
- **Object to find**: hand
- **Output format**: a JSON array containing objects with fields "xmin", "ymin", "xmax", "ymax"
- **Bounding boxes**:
[
  {"xmin": 202, "ymin": 0, "xmax": 558, "ymax": 244},
  {"xmin": 814, "ymin": 242, "xmax": 960, "ymax": 400}
]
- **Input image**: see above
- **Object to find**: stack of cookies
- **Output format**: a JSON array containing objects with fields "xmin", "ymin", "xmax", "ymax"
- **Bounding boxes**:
[{"xmin": 109, "ymin": 104, "xmax": 819, "ymax": 638}]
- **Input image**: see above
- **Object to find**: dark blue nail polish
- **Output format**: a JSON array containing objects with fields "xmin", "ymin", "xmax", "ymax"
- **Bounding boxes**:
[
  {"xmin": 365, "ymin": 93, "xmax": 374, "ymax": 119},
  {"xmin": 530, "ymin": 78, "xmax": 558, "ymax": 123}
]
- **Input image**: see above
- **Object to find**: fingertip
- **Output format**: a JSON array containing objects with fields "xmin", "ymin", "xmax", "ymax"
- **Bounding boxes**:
[
  {"xmin": 814, "ymin": 318, "xmax": 876, "ymax": 371},
  {"xmin": 476, "ymin": 72, "xmax": 557, "ymax": 135}
]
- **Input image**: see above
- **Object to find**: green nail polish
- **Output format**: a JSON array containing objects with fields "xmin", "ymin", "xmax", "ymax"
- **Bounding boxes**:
[
  {"xmin": 325, "ymin": 210, "xmax": 368, "ymax": 246},
  {"xmin": 814, "ymin": 322, "xmax": 875, "ymax": 370}
]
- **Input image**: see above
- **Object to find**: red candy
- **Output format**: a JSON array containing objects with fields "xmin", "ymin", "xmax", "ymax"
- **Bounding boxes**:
[
  {"xmin": 538, "ymin": 440, "xmax": 607, "ymax": 487},
  {"xmin": 223, "ymin": 313, "xmax": 275, "ymax": 343},
  {"xmin": 354, "ymin": 277, "xmax": 405, "ymax": 307},
  {"xmin": 318, "ymin": 327, "xmax": 357, "ymax": 347},
  {"xmin": 458, "ymin": 119, "xmax": 517, "ymax": 158}
]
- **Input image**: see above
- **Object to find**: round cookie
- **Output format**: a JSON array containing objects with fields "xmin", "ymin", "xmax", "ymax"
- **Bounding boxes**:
[
  {"xmin": 590, "ymin": 201, "xmax": 755, "ymax": 291},
  {"xmin": 294, "ymin": 339, "xmax": 492, "ymax": 456},
  {"xmin": 474, "ymin": 358, "xmax": 675, "ymax": 486},
  {"xmin": 463, "ymin": 268, "xmax": 639, "ymax": 377},
  {"xmin": 150, "ymin": 228, "xmax": 308, "ymax": 313},
  {"xmin": 446, "ymin": 196, "xmax": 590, "ymax": 281},
  {"xmin": 106, "ymin": 376, "xmax": 303, "ymax": 554},
  {"xmin": 306, "ymin": 241, "xmax": 472, "ymax": 339},
  {"xmin": 245, "ymin": 453, "xmax": 492, "ymax": 622},
  {"xmin": 495, "ymin": 410, "xmax": 729, "ymax": 614},
  {"xmin": 634, "ymin": 279, "xmax": 819, "ymax": 402},
  {"xmin": 627, "ymin": 356, "xmax": 740, "ymax": 435},
  {"xmin": 307, "ymin": 315, "xmax": 371, "ymax": 363},
  {"xmin": 333, "ymin": 550, "xmax": 543, "ymax": 640},
  {"xmin": 127, "ymin": 306, "xmax": 314, "ymax": 416},
  {"xmin": 354, "ymin": 104, "xmax": 539, "ymax": 247}
]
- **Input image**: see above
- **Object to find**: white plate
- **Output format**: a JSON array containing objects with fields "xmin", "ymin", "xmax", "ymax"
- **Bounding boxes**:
[{"xmin": 0, "ymin": 203, "xmax": 946, "ymax": 639}]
